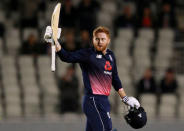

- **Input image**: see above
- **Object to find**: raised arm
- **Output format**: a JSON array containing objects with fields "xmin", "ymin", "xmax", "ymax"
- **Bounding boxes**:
[{"xmin": 56, "ymin": 46, "xmax": 90, "ymax": 63}]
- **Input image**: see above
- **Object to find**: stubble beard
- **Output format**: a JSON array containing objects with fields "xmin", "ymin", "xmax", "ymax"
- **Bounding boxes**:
[{"xmin": 95, "ymin": 44, "xmax": 107, "ymax": 53}]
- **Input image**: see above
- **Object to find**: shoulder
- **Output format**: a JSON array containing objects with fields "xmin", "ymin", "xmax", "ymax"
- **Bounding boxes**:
[{"xmin": 107, "ymin": 49, "xmax": 116, "ymax": 59}]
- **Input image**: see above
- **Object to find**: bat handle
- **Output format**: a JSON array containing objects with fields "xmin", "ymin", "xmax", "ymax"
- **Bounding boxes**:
[{"xmin": 51, "ymin": 45, "xmax": 56, "ymax": 72}]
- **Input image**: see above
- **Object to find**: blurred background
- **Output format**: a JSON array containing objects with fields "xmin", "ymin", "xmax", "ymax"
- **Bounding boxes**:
[{"xmin": 0, "ymin": 0, "xmax": 184, "ymax": 130}]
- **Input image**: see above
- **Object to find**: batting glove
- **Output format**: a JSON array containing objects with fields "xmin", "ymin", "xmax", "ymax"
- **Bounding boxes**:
[
  {"xmin": 122, "ymin": 96, "xmax": 140, "ymax": 109},
  {"xmin": 44, "ymin": 26, "xmax": 61, "ymax": 43}
]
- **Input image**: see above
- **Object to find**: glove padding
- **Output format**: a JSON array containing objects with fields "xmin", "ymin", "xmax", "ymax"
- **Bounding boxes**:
[
  {"xmin": 44, "ymin": 26, "xmax": 61, "ymax": 43},
  {"xmin": 123, "ymin": 96, "xmax": 140, "ymax": 109}
]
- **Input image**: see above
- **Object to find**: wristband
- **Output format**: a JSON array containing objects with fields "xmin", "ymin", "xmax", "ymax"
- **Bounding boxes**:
[{"xmin": 122, "ymin": 96, "xmax": 129, "ymax": 103}]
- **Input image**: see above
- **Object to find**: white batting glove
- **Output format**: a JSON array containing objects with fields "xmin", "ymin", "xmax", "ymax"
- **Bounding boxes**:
[
  {"xmin": 122, "ymin": 96, "xmax": 140, "ymax": 109},
  {"xmin": 44, "ymin": 26, "xmax": 61, "ymax": 43}
]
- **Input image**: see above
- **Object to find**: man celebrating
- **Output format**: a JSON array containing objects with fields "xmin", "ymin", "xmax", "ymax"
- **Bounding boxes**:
[{"xmin": 44, "ymin": 26, "xmax": 140, "ymax": 131}]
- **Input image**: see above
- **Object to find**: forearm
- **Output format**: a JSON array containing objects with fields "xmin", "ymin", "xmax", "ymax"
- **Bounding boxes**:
[{"xmin": 118, "ymin": 88, "xmax": 127, "ymax": 99}]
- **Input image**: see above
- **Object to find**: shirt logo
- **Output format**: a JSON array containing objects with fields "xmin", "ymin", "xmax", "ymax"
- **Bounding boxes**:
[
  {"xmin": 104, "ymin": 71, "xmax": 112, "ymax": 75},
  {"xmin": 104, "ymin": 61, "xmax": 112, "ymax": 71},
  {"xmin": 138, "ymin": 113, "xmax": 142, "ymax": 118},
  {"xmin": 96, "ymin": 54, "xmax": 102, "ymax": 59}
]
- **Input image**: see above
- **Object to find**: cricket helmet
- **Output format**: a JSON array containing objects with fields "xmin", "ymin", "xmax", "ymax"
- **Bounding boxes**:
[{"xmin": 124, "ymin": 107, "xmax": 147, "ymax": 129}]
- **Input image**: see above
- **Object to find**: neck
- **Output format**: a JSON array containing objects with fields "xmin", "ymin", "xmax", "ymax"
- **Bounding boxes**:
[
  {"xmin": 94, "ymin": 47, "xmax": 108, "ymax": 55},
  {"xmin": 102, "ymin": 48, "xmax": 107, "ymax": 55}
]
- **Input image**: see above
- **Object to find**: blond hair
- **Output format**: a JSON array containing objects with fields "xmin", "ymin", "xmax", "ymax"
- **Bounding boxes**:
[{"xmin": 93, "ymin": 26, "xmax": 110, "ymax": 38}]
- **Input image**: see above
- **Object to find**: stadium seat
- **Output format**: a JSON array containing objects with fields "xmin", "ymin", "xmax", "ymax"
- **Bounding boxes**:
[
  {"xmin": 125, "ymin": 84, "xmax": 135, "ymax": 96},
  {"xmin": 138, "ymin": 28, "xmax": 154, "ymax": 41},
  {"xmin": 37, "ymin": 55, "xmax": 56, "ymax": 79},
  {"xmin": 0, "ymin": 38, "xmax": 3, "ymax": 57},
  {"xmin": 19, "ymin": 55, "xmax": 34, "ymax": 66},
  {"xmin": 22, "ymin": 28, "xmax": 39, "ymax": 41},
  {"xmin": 134, "ymin": 56, "xmax": 151, "ymax": 68},
  {"xmin": 140, "ymin": 94, "xmax": 157, "ymax": 118},
  {"xmin": 45, "ymin": 2, "xmax": 58, "ymax": 22},
  {"xmin": 117, "ymin": 28, "xmax": 134, "ymax": 41},
  {"xmin": 101, "ymin": 1, "xmax": 117, "ymax": 15},
  {"xmin": 0, "ymin": 85, "xmax": 4, "ymax": 118},
  {"xmin": 117, "ymin": 57, "xmax": 132, "ymax": 69},
  {"xmin": 2, "ymin": 72, "xmax": 18, "ymax": 85},
  {"xmin": 154, "ymin": 58, "xmax": 170, "ymax": 72},
  {"xmin": 114, "ymin": 38, "xmax": 131, "ymax": 49},
  {"xmin": 43, "ymin": 84, "xmax": 59, "ymax": 116},
  {"xmin": 37, "ymin": 55, "xmax": 59, "ymax": 116},
  {"xmin": 134, "ymin": 38, "xmax": 152, "ymax": 49},
  {"xmin": 19, "ymin": 56, "xmax": 37, "ymax": 85},
  {"xmin": 5, "ymin": 28, "xmax": 21, "ymax": 55},
  {"xmin": 1, "ymin": 55, "xmax": 15, "ymax": 65},
  {"xmin": 6, "ymin": 103, "xmax": 22, "ymax": 118},
  {"xmin": 75, "ymin": 64, "xmax": 83, "ymax": 91},
  {"xmin": 179, "ymin": 95, "xmax": 184, "ymax": 118},
  {"xmin": 97, "ymin": 11, "xmax": 112, "ymax": 28},
  {"xmin": 0, "ymin": 10, "xmax": 5, "ymax": 22},
  {"xmin": 21, "ymin": 76, "xmax": 37, "ymax": 86},
  {"xmin": 155, "ymin": 69, "xmax": 165, "ymax": 80},
  {"xmin": 159, "ymin": 28, "xmax": 175, "ymax": 41},
  {"xmin": 177, "ymin": 75, "xmax": 184, "ymax": 93},
  {"xmin": 133, "ymin": 47, "xmax": 150, "ymax": 57},
  {"xmin": 56, "ymin": 58, "xmax": 70, "ymax": 77},
  {"xmin": 159, "ymin": 94, "xmax": 177, "ymax": 119},
  {"xmin": 0, "ymin": 95, "xmax": 2, "ymax": 118},
  {"xmin": 114, "ymin": 47, "xmax": 130, "ymax": 57},
  {"xmin": 156, "ymin": 48, "xmax": 173, "ymax": 59},
  {"xmin": 37, "ymin": 55, "xmax": 50, "ymax": 67},
  {"xmin": 4, "ymin": 85, "xmax": 22, "ymax": 118},
  {"xmin": 157, "ymin": 39, "xmax": 173, "ymax": 48},
  {"xmin": 23, "ymin": 84, "xmax": 40, "ymax": 117},
  {"xmin": 132, "ymin": 66, "xmax": 149, "ymax": 82},
  {"xmin": 38, "ymin": 12, "xmax": 47, "ymax": 29},
  {"xmin": 1, "ymin": 55, "xmax": 18, "ymax": 87}
]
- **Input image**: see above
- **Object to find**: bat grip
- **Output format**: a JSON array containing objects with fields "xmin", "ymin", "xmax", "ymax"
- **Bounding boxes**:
[{"xmin": 51, "ymin": 45, "xmax": 56, "ymax": 72}]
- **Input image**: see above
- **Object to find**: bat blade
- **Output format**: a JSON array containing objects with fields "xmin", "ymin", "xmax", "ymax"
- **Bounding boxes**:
[
  {"xmin": 50, "ymin": 3, "xmax": 61, "ymax": 72},
  {"xmin": 51, "ymin": 3, "xmax": 61, "ymax": 43}
]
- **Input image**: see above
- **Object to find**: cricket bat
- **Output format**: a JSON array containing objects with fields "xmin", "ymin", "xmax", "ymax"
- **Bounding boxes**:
[{"xmin": 51, "ymin": 3, "xmax": 61, "ymax": 72}]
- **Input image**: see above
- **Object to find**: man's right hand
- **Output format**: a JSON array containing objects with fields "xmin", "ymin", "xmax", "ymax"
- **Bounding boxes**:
[
  {"xmin": 44, "ymin": 26, "xmax": 54, "ymax": 43},
  {"xmin": 44, "ymin": 26, "xmax": 61, "ymax": 44}
]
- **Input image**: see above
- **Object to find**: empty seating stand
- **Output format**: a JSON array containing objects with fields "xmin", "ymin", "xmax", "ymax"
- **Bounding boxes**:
[
  {"xmin": 159, "ymin": 94, "xmax": 178, "ymax": 119},
  {"xmin": 140, "ymin": 93, "xmax": 158, "ymax": 119},
  {"xmin": 18, "ymin": 55, "xmax": 41, "ymax": 117},
  {"xmin": 38, "ymin": 55, "xmax": 59, "ymax": 117}
]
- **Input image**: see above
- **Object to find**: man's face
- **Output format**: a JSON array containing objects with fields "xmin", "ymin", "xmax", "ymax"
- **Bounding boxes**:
[{"xmin": 93, "ymin": 32, "xmax": 110, "ymax": 53}]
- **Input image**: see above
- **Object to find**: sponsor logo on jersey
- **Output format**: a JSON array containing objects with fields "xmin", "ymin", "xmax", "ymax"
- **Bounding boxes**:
[
  {"xmin": 104, "ymin": 71, "xmax": 112, "ymax": 75},
  {"xmin": 104, "ymin": 61, "xmax": 112, "ymax": 71},
  {"xmin": 96, "ymin": 54, "xmax": 102, "ymax": 59}
]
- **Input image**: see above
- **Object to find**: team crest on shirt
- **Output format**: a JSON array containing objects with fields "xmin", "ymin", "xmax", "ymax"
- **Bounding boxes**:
[{"xmin": 104, "ymin": 61, "xmax": 112, "ymax": 71}]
